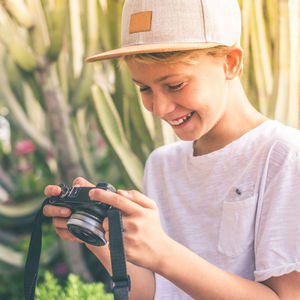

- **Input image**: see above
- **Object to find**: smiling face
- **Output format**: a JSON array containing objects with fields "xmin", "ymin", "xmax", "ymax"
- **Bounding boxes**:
[{"xmin": 126, "ymin": 54, "xmax": 231, "ymax": 142}]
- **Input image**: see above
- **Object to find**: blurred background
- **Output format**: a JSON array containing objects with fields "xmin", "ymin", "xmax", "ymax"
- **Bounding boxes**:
[{"xmin": 0, "ymin": 0, "xmax": 299, "ymax": 299}]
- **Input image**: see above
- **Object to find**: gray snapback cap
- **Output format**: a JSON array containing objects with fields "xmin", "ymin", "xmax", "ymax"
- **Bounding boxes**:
[{"xmin": 86, "ymin": 0, "xmax": 241, "ymax": 62}]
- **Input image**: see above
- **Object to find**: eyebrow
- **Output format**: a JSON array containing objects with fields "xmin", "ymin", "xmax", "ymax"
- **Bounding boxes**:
[{"xmin": 132, "ymin": 74, "xmax": 184, "ymax": 85}]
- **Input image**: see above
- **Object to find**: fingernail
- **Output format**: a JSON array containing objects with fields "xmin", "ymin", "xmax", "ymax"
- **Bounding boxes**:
[
  {"xmin": 73, "ymin": 184, "xmax": 80, "ymax": 187},
  {"xmin": 89, "ymin": 190, "xmax": 95, "ymax": 198}
]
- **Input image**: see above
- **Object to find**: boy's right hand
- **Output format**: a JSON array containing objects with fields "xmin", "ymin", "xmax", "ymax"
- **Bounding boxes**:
[{"xmin": 43, "ymin": 177, "xmax": 95, "ymax": 243}]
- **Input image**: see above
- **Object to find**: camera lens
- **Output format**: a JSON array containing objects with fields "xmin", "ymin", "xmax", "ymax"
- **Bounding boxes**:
[{"xmin": 67, "ymin": 211, "xmax": 106, "ymax": 246}]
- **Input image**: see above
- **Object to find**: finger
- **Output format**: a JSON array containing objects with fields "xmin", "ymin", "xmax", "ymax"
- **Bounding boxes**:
[
  {"xmin": 102, "ymin": 217, "xmax": 109, "ymax": 232},
  {"xmin": 89, "ymin": 188, "xmax": 140, "ymax": 215},
  {"xmin": 43, "ymin": 204, "xmax": 71, "ymax": 218},
  {"xmin": 53, "ymin": 218, "xmax": 86, "ymax": 243},
  {"xmin": 44, "ymin": 185, "xmax": 61, "ymax": 197},
  {"xmin": 52, "ymin": 217, "xmax": 68, "ymax": 229},
  {"xmin": 117, "ymin": 189, "xmax": 156, "ymax": 209},
  {"xmin": 72, "ymin": 177, "xmax": 95, "ymax": 187},
  {"xmin": 55, "ymin": 227, "xmax": 84, "ymax": 243},
  {"xmin": 104, "ymin": 231, "xmax": 109, "ymax": 243},
  {"xmin": 102, "ymin": 218, "xmax": 110, "ymax": 244}
]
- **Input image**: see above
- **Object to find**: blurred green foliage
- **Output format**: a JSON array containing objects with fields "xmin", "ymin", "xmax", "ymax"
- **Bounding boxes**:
[
  {"xmin": 36, "ymin": 272, "xmax": 113, "ymax": 300},
  {"xmin": 0, "ymin": 0, "xmax": 299, "ymax": 299}
]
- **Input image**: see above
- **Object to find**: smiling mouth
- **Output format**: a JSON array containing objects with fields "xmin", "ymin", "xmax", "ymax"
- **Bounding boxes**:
[{"xmin": 168, "ymin": 112, "xmax": 195, "ymax": 126}]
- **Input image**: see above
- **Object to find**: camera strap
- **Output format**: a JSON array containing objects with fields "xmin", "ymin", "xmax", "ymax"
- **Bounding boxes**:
[
  {"xmin": 108, "ymin": 207, "xmax": 131, "ymax": 300},
  {"xmin": 24, "ymin": 198, "xmax": 49, "ymax": 300},
  {"xmin": 24, "ymin": 199, "xmax": 130, "ymax": 300}
]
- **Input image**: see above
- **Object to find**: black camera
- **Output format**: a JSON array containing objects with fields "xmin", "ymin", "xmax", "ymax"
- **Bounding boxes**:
[
  {"xmin": 47, "ymin": 182, "xmax": 116, "ymax": 246},
  {"xmin": 25, "ymin": 181, "xmax": 130, "ymax": 300}
]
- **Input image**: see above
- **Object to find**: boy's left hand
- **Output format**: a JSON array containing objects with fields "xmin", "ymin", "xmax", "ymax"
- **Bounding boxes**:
[{"xmin": 89, "ymin": 188, "xmax": 169, "ymax": 271}]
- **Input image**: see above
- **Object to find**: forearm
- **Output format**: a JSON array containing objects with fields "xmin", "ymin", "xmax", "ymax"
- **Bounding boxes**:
[
  {"xmin": 128, "ymin": 262, "xmax": 155, "ymax": 300},
  {"xmin": 155, "ymin": 237, "xmax": 279, "ymax": 300},
  {"xmin": 86, "ymin": 244, "xmax": 112, "ymax": 273},
  {"xmin": 86, "ymin": 244, "xmax": 155, "ymax": 300}
]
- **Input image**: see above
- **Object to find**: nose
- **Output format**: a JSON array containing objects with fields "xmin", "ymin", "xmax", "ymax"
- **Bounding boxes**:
[{"xmin": 152, "ymin": 92, "xmax": 176, "ymax": 118}]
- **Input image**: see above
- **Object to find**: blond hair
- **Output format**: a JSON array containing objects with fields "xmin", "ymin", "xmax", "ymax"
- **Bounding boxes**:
[{"xmin": 123, "ymin": 45, "xmax": 234, "ymax": 65}]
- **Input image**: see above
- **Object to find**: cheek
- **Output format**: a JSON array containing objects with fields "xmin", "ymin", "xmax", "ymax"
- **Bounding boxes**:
[
  {"xmin": 192, "ymin": 74, "xmax": 227, "ymax": 104},
  {"xmin": 184, "ymin": 81, "xmax": 227, "ymax": 119},
  {"xmin": 182, "ymin": 86, "xmax": 207, "ymax": 111}
]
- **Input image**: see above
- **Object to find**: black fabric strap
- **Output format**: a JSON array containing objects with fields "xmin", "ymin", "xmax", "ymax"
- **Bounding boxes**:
[
  {"xmin": 108, "ymin": 207, "xmax": 131, "ymax": 300},
  {"xmin": 24, "ymin": 198, "xmax": 49, "ymax": 300},
  {"xmin": 24, "ymin": 200, "xmax": 130, "ymax": 300}
]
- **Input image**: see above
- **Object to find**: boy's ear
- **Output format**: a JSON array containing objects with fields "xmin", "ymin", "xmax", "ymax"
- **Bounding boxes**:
[{"xmin": 224, "ymin": 47, "xmax": 244, "ymax": 80}]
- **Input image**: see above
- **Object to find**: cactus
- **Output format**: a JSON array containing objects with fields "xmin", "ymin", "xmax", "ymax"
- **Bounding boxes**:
[
  {"xmin": 0, "ymin": 5, "xmax": 38, "ymax": 71},
  {"xmin": 0, "ymin": 0, "xmax": 299, "ymax": 297},
  {"xmin": 240, "ymin": 0, "xmax": 300, "ymax": 127},
  {"xmin": 0, "ymin": 0, "xmax": 170, "ymax": 286}
]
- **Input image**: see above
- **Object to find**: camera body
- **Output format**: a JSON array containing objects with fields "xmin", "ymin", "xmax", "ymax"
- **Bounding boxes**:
[{"xmin": 47, "ymin": 182, "xmax": 116, "ymax": 246}]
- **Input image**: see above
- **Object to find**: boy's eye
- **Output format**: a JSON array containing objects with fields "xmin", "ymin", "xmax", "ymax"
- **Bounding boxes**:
[
  {"xmin": 168, "ymin": 82, "xmax": 184, "ymax": 90},
  {"xmin": 139, "ymin": 86, "xmax": 150, "ymax": 92}
]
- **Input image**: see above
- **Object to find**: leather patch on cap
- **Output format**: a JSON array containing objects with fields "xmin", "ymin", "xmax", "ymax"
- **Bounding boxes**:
[{"xmin": 129, "ymin": 11, "xmax": 152, "ymax": 33}]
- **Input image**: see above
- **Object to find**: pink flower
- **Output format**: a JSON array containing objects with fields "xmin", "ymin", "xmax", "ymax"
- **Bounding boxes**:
[{"xmin": 14, "ymin": 140, "xmax": 36, "ymax": 156}]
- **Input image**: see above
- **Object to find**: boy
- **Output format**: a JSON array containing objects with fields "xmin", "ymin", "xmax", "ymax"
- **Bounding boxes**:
[{"xmin": 44, "ymin": 0, "xmax": 300, "ymax": 299}]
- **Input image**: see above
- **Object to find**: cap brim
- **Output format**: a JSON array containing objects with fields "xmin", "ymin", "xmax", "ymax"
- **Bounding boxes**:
[{"xmin": 85, "ymin": 42, "xmax": 220, "ymax": 62}]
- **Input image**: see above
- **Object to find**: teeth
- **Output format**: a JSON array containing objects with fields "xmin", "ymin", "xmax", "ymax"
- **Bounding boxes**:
[{"xmin": 169, "ymin": 112, "xmax": 194, "ymax": 126}]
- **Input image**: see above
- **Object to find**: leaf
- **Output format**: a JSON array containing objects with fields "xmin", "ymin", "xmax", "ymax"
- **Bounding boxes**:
[
  {"xmin": 0, "ymin": 197, "xmax": 43, "ymax": 226},
  {"xmin": 46, "ymin": 0, "xmax": 68, "ymax": 61},
  {"xmin": 249, "ymin": 0, "xmax": 273, "ymax": 115},
  {"xmin": 0, "ymin": 5, "xmax": 38, "ymax": 71},
  {"xmin": 69, "ymin": 0, "xmax": 84, "ymax": 78},
  {"xmin": 25, "ymin": 0, "xmax": 51, "ymax": 55},
  {"xmin": 0, "ymin": 63, "xmax": 53, "ymax": 153},
  {"xmin": 92, "ymin": 84, "xmax": 144, "ymax": 190},
  {"xmin": 0, "ymin": 244, "xmax": 23, "ymax": 268},
  {"xmin": 4, "ymin": 0, "xmax": 34, "ymax": 29}
]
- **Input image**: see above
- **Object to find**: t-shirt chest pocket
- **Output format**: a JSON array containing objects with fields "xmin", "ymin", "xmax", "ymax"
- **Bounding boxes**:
[{"xmin": 218, "ymin": 183, "xmax": 257, "ymax": 257}]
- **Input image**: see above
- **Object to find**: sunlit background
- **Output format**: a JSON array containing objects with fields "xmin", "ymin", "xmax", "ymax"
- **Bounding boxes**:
[{"xmin": 0, "ymin": 0, "xmax": 299, "ymax": 299}]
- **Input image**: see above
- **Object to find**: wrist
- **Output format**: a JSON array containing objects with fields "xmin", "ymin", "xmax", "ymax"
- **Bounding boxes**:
[
  {"xmin": 85, "ymin": 244, "xmax": 112, "ymax": 275},
  {"xmin": 152, "ymin": 233, "xmax": 178, "ymax": 275}
]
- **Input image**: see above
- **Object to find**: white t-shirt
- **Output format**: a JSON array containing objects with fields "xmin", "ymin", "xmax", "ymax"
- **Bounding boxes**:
[{"xmin": 143, "ymin": 120, "xmax": 300, "ymax": 300}]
